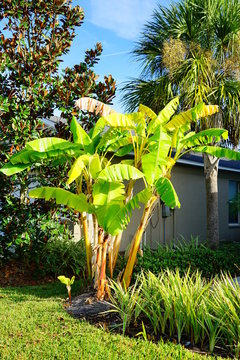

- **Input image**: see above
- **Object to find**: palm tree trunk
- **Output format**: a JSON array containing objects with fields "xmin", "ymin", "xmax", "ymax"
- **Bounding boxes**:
[
  {"xmin": 122, "ymin": 195, "xmax": 158, "ymax": 288},
  {"xmin": 203, "ymin": 154, "xmax": 219, "ymax": 249}
]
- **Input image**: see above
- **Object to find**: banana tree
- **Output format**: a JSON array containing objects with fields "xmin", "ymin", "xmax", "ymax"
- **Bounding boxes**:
[
  {"xmin": 76, "ymin": 97, "xmax": 240, "ymax": 288},
  {"xmin": 0, "ymin": 112, "xmax": 150, "ymax": 299}
]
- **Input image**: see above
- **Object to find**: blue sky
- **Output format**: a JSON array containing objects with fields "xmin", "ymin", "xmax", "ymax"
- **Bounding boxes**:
[{"xmin": 61, "ymin": 0, "xmax": 172, "ymax": 112}]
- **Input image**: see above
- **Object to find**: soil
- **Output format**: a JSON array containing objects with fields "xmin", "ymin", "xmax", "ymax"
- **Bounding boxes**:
[{"xmin": 0, "ymin": 260, "xmax": 55, "ymax": 286}]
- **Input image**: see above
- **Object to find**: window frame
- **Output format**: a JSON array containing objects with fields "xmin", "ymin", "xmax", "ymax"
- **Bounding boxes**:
[{"xmin": 228, "ymin": 180, "xmax": 240, "ymax": 226}]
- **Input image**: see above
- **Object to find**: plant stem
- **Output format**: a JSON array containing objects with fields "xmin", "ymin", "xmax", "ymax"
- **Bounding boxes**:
[
  {"xmin": 112, "ymin": 232, "xmax": 123, "ymax": 272},
  {"xmin": 81, "ymin": 212, "xmax": 92, "ymax": 278},
  {"xmin": 94, "ymin": 228, "xmax": 104, "ymax": 288},
  {"xmin": 97, "ymin": 234, "xmax": 109, "ymax": 300},
  {"xmin": 122, "ymin": 195, "xmax": 158, "ymax": 288}
]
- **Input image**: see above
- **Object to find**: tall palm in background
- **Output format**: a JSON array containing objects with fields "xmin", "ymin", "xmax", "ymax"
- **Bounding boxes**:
[{"xmin": 122, "ymin": 0, "xmax": 240, "ymax": 248}]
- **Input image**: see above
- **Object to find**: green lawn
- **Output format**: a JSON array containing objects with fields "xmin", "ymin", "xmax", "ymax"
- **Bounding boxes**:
[{"xmin": 0, "ymin": 282, "xmax": 225, "ymax": 360}]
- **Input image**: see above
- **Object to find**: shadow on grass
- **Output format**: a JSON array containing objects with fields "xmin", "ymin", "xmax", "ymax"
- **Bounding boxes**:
[{"xmin": 0, "ymin": 279, "xmax": 88, "ymax": 302}]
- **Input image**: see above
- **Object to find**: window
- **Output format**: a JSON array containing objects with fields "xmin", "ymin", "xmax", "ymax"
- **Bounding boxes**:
[{"xmin": 228, "ymin": 181, "xmax": 240, "ymax": 224}]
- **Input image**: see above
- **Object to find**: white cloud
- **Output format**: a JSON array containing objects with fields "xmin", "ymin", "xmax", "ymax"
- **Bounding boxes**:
[{"xmin": 89, "ymin": 0, "xmax": 157, "ymax": 40}]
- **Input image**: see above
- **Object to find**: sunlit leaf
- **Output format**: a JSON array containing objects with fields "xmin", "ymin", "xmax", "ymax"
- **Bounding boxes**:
[
  {"xmin": 70, "ymin": 116, "xmax": 94, "ymax": 154},
  {"xmin": 98, "ymin": 164, "xmax": 144, "ymax": 182},
  {"xmin": 93, "ymin": 181, "xmax": 125, "ymax": 206},
  {"xmin": 67, "ymin": 154, "xmax": 90, "ymax": 185},
  {"xmin": 29, "ymin": 187, "xmax": 92, "ymax": 213},
  {"xmin": 192, "ymin": 145, "xmax": 240, "ymax": 160},
  {"xmin": 155, "ymin": 177, "xmax": 180, "ymax": 208},
  {"xmin": 147, "ymin": 97, "xmax": 179, "ymax": 134}
]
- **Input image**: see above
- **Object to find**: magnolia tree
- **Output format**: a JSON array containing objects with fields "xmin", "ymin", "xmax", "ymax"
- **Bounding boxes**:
[
  {"xmin": 0, "ymin": 1, "xmax": 115, "ymax": 256},
  {"xmin": 2, "ymin": 97, "xmax": 240, "ymax": 298}
]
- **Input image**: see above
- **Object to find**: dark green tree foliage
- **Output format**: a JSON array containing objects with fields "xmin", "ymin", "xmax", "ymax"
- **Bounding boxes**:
[{"xmin": 0, "ymin": 0, "xmax": 116, "ymax": 259}]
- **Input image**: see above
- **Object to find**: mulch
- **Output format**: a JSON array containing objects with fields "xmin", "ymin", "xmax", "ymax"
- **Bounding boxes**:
[{"xmin": 66, "ymin": 291, "xmax": 114, "ymax": 323}]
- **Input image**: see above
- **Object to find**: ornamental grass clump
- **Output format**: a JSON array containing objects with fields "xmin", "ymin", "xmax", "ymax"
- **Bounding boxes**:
[
  {"xmin": 108, "ymin": 269, "xmax": 240, "ymax": 357},
  {"xmin": 107, "ymin": 277, "xmax": 142, "ymax": 335},
  {"xmin": 140, "ymin": 269, "xmax": 212, "ymax": 345},
  {"xmin": 211, "ymin": 274, "xmax": 240, "ymax": 357}
]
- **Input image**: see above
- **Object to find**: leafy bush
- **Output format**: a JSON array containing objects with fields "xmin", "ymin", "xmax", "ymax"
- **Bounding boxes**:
[
  {"xmin": 0, "ymin": 210, "xmax": 86, "ymax": 279},
  {"xmin": 36, "ymin": 232, "xmax": 86, "ymax": 279},
  {"xmin": 109, "ymin": 270, "xmax": 240, "ymax": 357},
  {"xmin": 133, "ymin": 237, "xmax": 240, "ymax": 279}
]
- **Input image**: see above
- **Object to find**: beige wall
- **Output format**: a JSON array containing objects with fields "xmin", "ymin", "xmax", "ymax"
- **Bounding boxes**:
[{"xmin": 120, "ymin": 163, "xmax": 240, "ymax": 251}]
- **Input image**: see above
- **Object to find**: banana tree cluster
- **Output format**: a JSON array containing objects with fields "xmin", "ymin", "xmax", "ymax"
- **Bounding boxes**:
[
  {"xmin": 2, "ymin": 97, "xmax": 240, "ymax": 298},
  {"xmin": 76, "ymin": 97, "xmax": 240, "ymax": 288}
]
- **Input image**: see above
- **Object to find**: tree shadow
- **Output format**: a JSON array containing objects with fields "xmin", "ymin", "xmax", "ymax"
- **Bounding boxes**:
[{"xmin": 0, "ymin": 280, "xmax": 87, "ymax": 302}]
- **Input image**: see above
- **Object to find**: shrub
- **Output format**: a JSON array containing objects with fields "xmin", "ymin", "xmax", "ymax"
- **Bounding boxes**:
[
  {"xmin": 133, "ymin": 237, "xmax": 240, "ymax": 279},
  {"xmin": 37, "ymin": 233, "xmax": 86, "ymax": 279},
  {"xmin": 1, "ymin": 212, "xmax": 87, "ymax": 280}
]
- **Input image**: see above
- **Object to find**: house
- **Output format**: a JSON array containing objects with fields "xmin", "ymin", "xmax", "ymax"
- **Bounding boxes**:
[{"xmin": 120, "ymin": 153, "xmax": 240, "ymax": 251}]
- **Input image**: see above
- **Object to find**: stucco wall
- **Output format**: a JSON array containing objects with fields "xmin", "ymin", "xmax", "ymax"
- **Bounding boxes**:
[{"xmin": 120, "ymin": 163, "xmax": 240, "ymax": 251}]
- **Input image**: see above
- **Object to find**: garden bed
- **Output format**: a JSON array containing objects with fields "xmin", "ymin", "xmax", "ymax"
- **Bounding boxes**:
[{"xmin": 0, "ymin": 282, "xmax": 214, "ymax": 360}]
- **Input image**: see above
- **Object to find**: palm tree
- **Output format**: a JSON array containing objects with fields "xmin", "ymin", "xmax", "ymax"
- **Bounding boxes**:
[{"xmin": 122, "ymin": 0, "xmax": 240, "ymax": 248}]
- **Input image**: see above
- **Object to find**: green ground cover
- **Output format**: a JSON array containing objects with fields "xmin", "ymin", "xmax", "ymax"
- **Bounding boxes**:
[{"xmin": 0, "ymin": 281, "xmax": 223, "ymax": 360}]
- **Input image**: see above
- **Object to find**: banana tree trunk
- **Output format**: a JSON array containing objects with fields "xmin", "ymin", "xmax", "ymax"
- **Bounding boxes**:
[
  {"xmin": 108, "ymin": 235, "xmax": 116, "ymax": 278},
  {"xmin": 122, "ymin": 195, "xmax": 158, "ymax": 288},
  {"xmin": 94, "ymin": 228, "xmax": 104, "ymax": 288},
  {"xmin": 93, "ymin": 214, "xmax": 98, "ymax": 247},
  {"xmin": 112, "ymin": 232, "xmax": 123, "ymax": 272},
  {"xmin": 81, "ymin": 212, "xmax": 92, "ymax": 278},
  {"xmin": 111, "ymin": 180, "xmax": 134, "ymax": 273},
  {"xmin": 97, "ymin": 234, "xmax": 109, "ymax": 300},
  {"xmin": 203, "ymin": 154, "xmax": 219, "ymax": 249}
]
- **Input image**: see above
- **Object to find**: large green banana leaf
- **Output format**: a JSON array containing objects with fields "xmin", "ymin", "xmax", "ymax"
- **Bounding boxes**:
[
  {"xmin": 98, "ymin": 164, "xmax": 144, "ymax": 182},
  {"xmin": 147, "ymin": 97, "xmax": 179, "ymax": 134},
  {"xmin": 0, "ymin": 163, "xmax": 31, "ymax": 176},
  {"xmin": 92, "ymin": 181, "xmax": 125, "ymax": 206},
  {"xmin": 89, "ymin": 154, "xmax": 102, "ymax": 179},
  {"xmin": 26, "ymin": 137, "xmax": 75, "ymax": 152},
  {"xmin": 192, "ymin": 145, "xmax": 240, "ymax": 161},
  {"xmin": 155, "ymin": 177, "xmax": 180, "ymax": 209},
  {"xmin": 102, "ymin": 113, "xmax": 136, "ymax": 129},
  {"xmin": 107, "ymin": 136, "xmax": 131, "ymax": 152},
  {"xmin": 115, "ymin": 144, "xmax": 134, "ymax": 157},
  {"xmin": 91, "ymin": 117, "xmax": 107, "ymax": 140},
  {"xmin": 29, "ymin": 187, "xmax": 92, "ymax": 213},
  {"xmin": 96, "ymin": 187, "xmax": 152, "ymax": 235},
  {"xmin": 96, "ymin": 128, "xmax": 128, "ymax": 152},
  {"xmin": 142, "ymin": 127, "xmax": 169, "ymax": 184},
  {"xmin": 138, "ymin": 104, "xmax": 157, "ymax": 121},
  {"xmin": 67, "ymin": 154, "xmax": 90, "ymax": 185},
  {"xmin": 147, "ymin": 127, "xmax": 171, "ymax": 147},
  {"xmin": 70, "ymin": 117, "xmax": 94, "ymax": 154},
  {"xmin": 165, "ymin": 103, "xmax": 219, "ymax": 132},
  {"xmin": 180, "ymin": 129, "xmax": 228, "ymax": 149},
  {"xmin": 142, "ymin": 153, "xmax": 166, "ymax": 185},
  {"xmin": 1, "ymin": 146, "xmax": 82, "ymax": 176}
]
